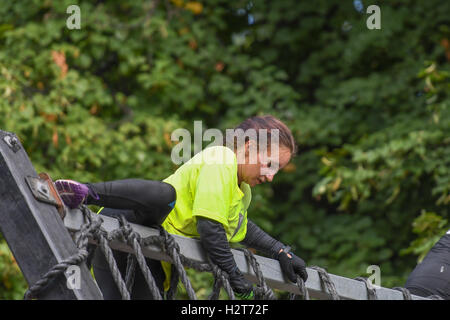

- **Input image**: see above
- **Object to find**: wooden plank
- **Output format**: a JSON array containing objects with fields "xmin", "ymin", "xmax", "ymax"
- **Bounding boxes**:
[
  {"xmin": 0, "ymin": 130, "xmax": 103, "ymax": 300},
  {"xmin": 64, "ymin": 207, "xmax": 429, "ymax": 300}
]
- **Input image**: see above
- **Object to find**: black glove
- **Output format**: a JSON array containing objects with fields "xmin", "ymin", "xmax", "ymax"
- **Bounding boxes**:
[
  {"xmin": 278, "ymin": 247, "xmax": 308, "ymax": 283},
  {"xmin": 228, "ymin": 268, "xmax": 254, "ymax": 299}
]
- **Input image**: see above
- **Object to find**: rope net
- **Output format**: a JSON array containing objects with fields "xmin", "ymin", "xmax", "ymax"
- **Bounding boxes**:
[{"xmin": 22, "ymin": 205, "xmax": 440, "ymax": 300}]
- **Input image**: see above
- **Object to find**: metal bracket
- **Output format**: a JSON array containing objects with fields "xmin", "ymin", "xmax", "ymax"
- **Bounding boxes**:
[
  {"xmin": 3, "ymin": 135, "xmax": 21, "ymax": 153},
  {"xmin": 26, "ymin": 173, "xmax": 67, "ymax": 219}
]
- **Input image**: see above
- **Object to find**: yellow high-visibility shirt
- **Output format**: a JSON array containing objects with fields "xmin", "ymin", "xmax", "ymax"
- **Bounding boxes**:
[{"xmin": 161, "ymin": 145, "xmax": 252, "ymax": 291}]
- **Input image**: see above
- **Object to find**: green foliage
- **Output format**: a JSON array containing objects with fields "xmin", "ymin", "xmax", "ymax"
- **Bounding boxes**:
[
  {"xmin": 0, "ymin": 0, "xmax": 449, "ymax": 298},
  {"xmin": 401, "ymin": 210, "xmax": 449, "ymax": 263},
  {"xmin": 314, "ymin": 62, "xmax": 450, "ymax": 211},
  {"xmin": 0, "ymin": 237, "xmax": 28, "ymax": 299}
]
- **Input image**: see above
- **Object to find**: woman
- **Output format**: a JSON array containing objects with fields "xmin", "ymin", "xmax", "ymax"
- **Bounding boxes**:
[{"xmin": 56, "ymin": 115, "xmax": 308, "ymax": 299}]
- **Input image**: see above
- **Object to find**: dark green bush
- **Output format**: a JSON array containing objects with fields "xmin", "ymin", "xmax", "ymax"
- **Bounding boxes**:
[{"xmin": 0, "ymin": 0, "xmax": 448, "ymax": 298}]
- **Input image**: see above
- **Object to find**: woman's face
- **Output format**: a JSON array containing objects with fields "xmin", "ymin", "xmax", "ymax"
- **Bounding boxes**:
[{"xmin": 237, "ymin": 142, "xmax": 292, "ymax": 187}]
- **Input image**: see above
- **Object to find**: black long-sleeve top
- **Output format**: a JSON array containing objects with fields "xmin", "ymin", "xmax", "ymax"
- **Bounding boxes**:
[{"xmin": 196, "ymin": 217, "xmax": 285, "ymax": 274}]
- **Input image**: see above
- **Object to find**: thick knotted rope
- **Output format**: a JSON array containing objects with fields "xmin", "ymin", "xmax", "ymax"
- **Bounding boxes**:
[
  {"xmin": 354, "ymin": 276, "xmax": 378, "ymax": 300},
  {"xmin": 23, "ymin": 249, "xmax": 88, "ymax": 299},
  {"xmin": 208, "ymin": 263, "xmax": 236, "ymax": 300},
  {"xmin": 393, "ymin": 287, "xmax": 412, "ymax": 300},
  {"xmin": 392, "ymin": 287, "xmax": 444, "ymax": 300},
  {"xmin": 158, "ymin": 226, "xmax": 197, "ymax": 299},
  {"xmin": 24, "ymin": 205, "xmax": 429, "ymax": 301},
  {"xmin": 240, "ymin": 248, "xmax": 276, "ymax": 300},
  {"xmin": 21, "ymin": 205, "xmax": 338, "ymax": 301},
  {"xmin": 289, "ymin": 275, "xmax": 310, "ymax": 300},
  {"xmin": 116, "ymin": 216, "xmax": 163, "ymax": 300},
  {"xmin": 23, "ymin": 204, "xmax": 99, "ymax": 300},
  {"xmin": 310, "ymin": 266, "xmax": 340, "ymax": 300}
]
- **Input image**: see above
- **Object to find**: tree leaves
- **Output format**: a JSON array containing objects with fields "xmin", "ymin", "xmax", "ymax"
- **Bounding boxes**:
[{"xmin": 0, "ymin": 0, "xmax": 449, "ymax": 298}]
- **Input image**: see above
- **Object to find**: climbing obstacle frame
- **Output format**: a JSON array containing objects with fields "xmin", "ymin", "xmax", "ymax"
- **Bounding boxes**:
[{"xmin": 0, "ymin": 130, "xmax": 430, "ymax": 300}]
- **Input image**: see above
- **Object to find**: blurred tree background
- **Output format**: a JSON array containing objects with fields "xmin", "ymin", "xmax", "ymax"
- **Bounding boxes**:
[{"xmin": 0, "ymin": 0, "xmax": 449, "ymax": 299}]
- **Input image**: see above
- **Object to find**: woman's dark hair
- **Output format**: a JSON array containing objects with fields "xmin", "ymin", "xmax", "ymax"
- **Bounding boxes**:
[{"xmin": 225, "ymin": 115, "xmax": 297, "ymax": 155}]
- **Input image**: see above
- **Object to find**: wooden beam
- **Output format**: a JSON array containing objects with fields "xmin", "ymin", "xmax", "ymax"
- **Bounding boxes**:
[
  {"xmin": 64, "ymin": 206, "xmax": 429, "ymax": 300},
  {"xmin": 0, "ymin": 130, "xmax": 103, "ymax": 300}
]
